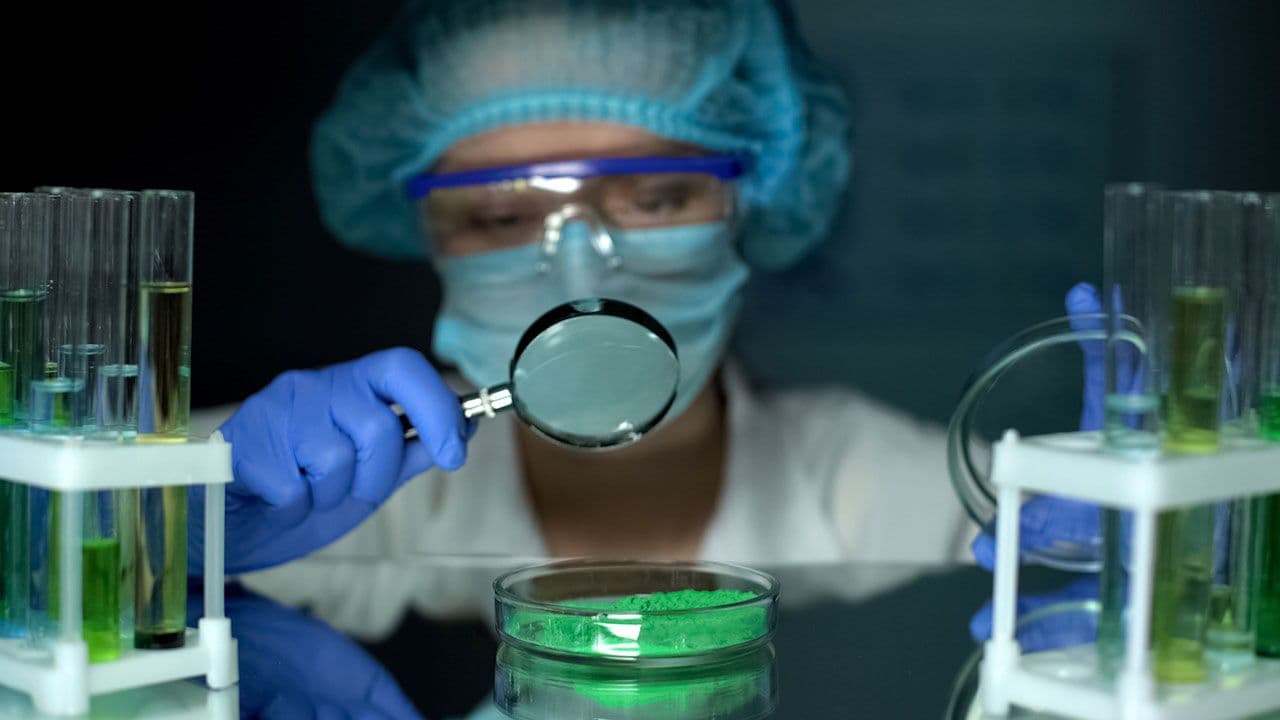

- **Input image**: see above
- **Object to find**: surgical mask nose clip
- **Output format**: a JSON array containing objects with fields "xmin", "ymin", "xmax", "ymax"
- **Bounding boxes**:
[{"xmin": 538, "ymin": 203, "xmax": 622, "ymax": 275}]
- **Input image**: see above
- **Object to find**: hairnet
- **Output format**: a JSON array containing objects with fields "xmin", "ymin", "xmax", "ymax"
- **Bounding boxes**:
[{"xmin": 311, "ymin": 0, "xmax": 851, "ymax": 270}]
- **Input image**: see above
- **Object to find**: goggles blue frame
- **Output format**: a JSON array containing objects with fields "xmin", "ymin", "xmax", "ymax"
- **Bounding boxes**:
[{"xmin": 405, "ymin": 155, "xmax": 747, "ymax": 200}]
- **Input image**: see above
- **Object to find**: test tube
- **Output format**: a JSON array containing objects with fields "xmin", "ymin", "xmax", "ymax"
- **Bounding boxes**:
[
  {"xmin": 1097, "ymin": 183, "xmax": 1165, "ymax": 673},
  {"xmin": 1252, "ymin": 193, "xmax": 1280, "ymax": 657},
  {"xmin": 134, "ymin": 190, "xmax": 193, "ymax": 649},
  {"xmin": 0, "ymin": 193, "xmax": 52, "ymax": 638},
  {"xmin": 82, "ymin": 491, "xmax": 120, "ymax": 662},
  {"xmin": 1150, "ymin": 190, "xmax": 1239, "ymax": 684},
  {"xmin": 86, "ymin": 190, "xmax": 141, "ymax": 652},
  {"xmin": 83, "ymin": 190, "xmax": 138, "ymax": 659},
  {"xmin": 31, "ymin": 191, "xmax": 91, "ymax": 434},
  {"xmin": 1200, "ymin": 192, "xmax": 1276, "ymax": 673},
  {"xmin": 1103, "ymin": 183, "xmax": 1166, "ymax": 455},
  {"xmin": 27, "ymin": 191, "xmax": 92, "ymax": 645}
]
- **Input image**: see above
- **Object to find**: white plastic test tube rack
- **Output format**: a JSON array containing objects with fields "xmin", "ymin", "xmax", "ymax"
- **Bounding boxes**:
[
  {"xmin": 979, "ymin": 430, "xmax": 1280, "ymax": 720},
  {"xmin": 0, "ymin": 432, "xmax": 237, "ymax": 716}
]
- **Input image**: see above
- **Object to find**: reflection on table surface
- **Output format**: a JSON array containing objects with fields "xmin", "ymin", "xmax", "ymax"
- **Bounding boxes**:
[
  {"xmin": 0, "ymin": 682, "xmax": 238, "ymax": 719},
  {"xmin": 2, "ymin": 561, "xmax": 1087, "ymax": 719},
  {"xmin": 234, "ymin": 559, "xmax": 1027, "ymax": 719}
]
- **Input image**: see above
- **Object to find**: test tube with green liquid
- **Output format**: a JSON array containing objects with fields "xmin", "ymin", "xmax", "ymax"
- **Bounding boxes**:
[
  {"xmin": 0, "ymin": 193, "xmax": 51, "ymax": 638},
  {"xmin": 71, "ymin": 190, "xmax": 138, "ymax": 659},
  {"xmin": 82, "ymin": 491, "xmax": 120, "ymax": 662},
  {"xmin": 1199, "ymin": 192, "xmax": 1280, "ymax": 674},
  {"xmin": 1251, "ymin": 193, "xmax": 1280, "ymax": 657},
  {"xmin": 134, "ymin": 190, "xmax": 193, "ymax": 649}
]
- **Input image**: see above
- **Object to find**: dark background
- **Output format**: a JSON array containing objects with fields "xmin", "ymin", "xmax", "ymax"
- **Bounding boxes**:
[{"xmin": 3, "ymin": 0, "xmax": 1278, "ymax": 436}]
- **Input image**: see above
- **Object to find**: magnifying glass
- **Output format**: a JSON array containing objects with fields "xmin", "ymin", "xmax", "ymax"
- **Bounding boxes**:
[{"xmin": 400, "ymin": 298, "xmax": 679, "ymax": 449}]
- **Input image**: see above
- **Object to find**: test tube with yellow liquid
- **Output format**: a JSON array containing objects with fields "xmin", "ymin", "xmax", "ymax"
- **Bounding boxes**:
[
  {"xmin": 134, "ymin": 190, "xmax": 193, "ymax": 649},
  {"xmin": 1149, "ymin": 191, "xmax": 1239, "ymax": 683}
]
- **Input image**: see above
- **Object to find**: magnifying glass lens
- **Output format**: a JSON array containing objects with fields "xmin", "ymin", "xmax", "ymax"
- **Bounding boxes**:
[
  {"xmin": 400, "ymin": 299, "xmax": 679, "ymax": 449},
  {"xmin": 513, "ymin": 311, "xmax": 678, "ymax": 447}
]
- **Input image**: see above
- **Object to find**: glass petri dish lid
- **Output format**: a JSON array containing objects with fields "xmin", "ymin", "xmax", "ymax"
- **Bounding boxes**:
[{"xmin": 494, "ymin": 559, "xmax": 780, "ymax": 661}]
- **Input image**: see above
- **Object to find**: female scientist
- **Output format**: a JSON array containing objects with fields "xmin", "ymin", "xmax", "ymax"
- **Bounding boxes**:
[{"xmin": 191, "ymin": 0, "xmax": 1097, "ymax": 629}]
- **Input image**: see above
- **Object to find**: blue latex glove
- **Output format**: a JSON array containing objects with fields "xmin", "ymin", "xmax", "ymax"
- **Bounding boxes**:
[
  {"xmin": 968, "ymin": 575, "xmax": 1099, "ymax": 653},
  {"xmin": 968, "ymin": 283, "xmax": 1106, "ymax": 568},
  {"xmin": 190, "ymin": 348, "xmax": 472, "ymax": 575},
  {"xmin": 967, "ymin": 283, "xmax": 1105, "ymax": 645},
  {"xmin": 189, "ymin": 585, "xmax": 422, "ymax": 719}
]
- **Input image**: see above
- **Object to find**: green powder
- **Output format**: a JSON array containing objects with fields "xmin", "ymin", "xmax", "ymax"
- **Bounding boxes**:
[
  {"xmin": 506, "ymin": 589, "xmax": 766, "ymax": 658},
  {"xmin": 499, "ymin": 619, "xmax": 774, "ymax": 714}
]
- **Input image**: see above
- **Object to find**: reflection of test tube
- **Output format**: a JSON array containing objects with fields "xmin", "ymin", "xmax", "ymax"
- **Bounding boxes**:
[
  {"xmin": 1252, "ymin": 193, "xmax": 1280, "ymax": 657},
  {"xmin": 1097, "ymin": 183, "xmax": 1165, "ymax": 673},
  {"xmin": 134, "ymin": 190, "xmax": 193, "ymax": 649},
  {"xmin": 1150, "ymin": 191, "xmax": 1238, "ymax": 684},
  {"xmin": 0, "ymin": 193, "xmax": 51, "ymax": 638}
]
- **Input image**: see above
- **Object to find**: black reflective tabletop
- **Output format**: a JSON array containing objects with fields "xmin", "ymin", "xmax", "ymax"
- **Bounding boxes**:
[{"xmin": 0, "ymin": 562, "xmax": 1080, "ymax": 719}]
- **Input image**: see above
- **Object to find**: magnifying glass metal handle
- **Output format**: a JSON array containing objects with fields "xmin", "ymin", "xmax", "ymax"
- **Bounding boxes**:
[{"xmin": 394, "ymin": 383, "xmax": 513, "ymax": 440}]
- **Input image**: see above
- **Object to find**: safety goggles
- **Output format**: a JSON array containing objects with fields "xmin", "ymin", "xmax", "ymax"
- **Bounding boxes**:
[{"xmin": 407, "ymin": 155, "xmax": 745, "ymax": 259}]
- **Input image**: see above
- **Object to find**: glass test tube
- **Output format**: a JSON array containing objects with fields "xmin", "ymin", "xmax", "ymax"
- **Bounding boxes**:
[
  {"xmin": 134, "ymin": 190, "xmax": 193, "ymax": 649},
  {"xmin": 1097, "ymin": 183, "xmax": 1165, "ymax": 673},
  {"xmin": 31, "ymin": 190, "xmax": 90, "ymax": 434},
  {"xmin": 1252, "ymin": 193, "xmax": 1280, "ymax": 657},
  {"xmin": 89, "ymin": 190, "xmax": 141, "ymax": 653},
  {"xmin": 1150, "ymin": 191, "xmax": 1237, "ymax": 684},
  {"xmin": 1103, "ymin": 183, "xmax": 1166, "ymax": 454},
  {"xmin": 28, "ymin": 191, "xmax": 92, "ymax": 646},
  {"xmin": 0, "ymin": 193, "xmax": 52, "ymax": 638},
  {"xmin": 1201, "ymin": 192, "xmax": 1275, "ymax": 673},
  {"xmin": 79, "ymin": 189, "xmax": 139, "ymax": 660},
  {"xmin": 82, "ymin": 491, "xmax": 120, "ymax": 662}
]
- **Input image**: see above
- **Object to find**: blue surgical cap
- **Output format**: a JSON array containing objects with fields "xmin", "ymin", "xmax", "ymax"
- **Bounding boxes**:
[{"xmin": 311, "ymin": 0, "xmax": 852, "ymax": 271}]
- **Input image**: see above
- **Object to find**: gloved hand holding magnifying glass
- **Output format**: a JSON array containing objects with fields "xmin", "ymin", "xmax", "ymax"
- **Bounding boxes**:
[{"xmin": 191, "ymin": 297, "xmax": 681, "ymax": 575}]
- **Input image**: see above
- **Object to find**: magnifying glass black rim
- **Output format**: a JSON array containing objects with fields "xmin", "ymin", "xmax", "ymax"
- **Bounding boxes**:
[{"xmin": 509, "ymin": 297, "xmax": 679, "ymax": 450}]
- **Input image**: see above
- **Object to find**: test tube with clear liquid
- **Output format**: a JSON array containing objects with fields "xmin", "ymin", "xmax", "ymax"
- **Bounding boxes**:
[
  {"xmin": 133, "ymin": 190, "xmax": 193, "ymax": 649},
  {"xmin": 1250, "ymin": 193, "xmax": 1280, "ymax": 657},
  {"xmin": 27, "ymin": 190, "xmax": 92, "ymax": 646},
  {"xmin": 1097, "ymin": 183, "xmax": 1165, "ymax": 674},
  {"xmin": 0, "ymin": 193, "xmax": 51, "ymax": 638}
]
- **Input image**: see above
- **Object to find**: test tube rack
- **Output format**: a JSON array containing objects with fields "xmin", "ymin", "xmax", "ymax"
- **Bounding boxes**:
[
  {"xmin": 0, "ymin": 433, "xmax": 237, "ymax": 716},
  {"xmin": 979, "ymin": 430, "xmax": 1280, "ymax": 720}
]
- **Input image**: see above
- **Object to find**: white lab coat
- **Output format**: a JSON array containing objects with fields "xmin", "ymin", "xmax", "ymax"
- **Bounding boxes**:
[{"xmin": 208, "ymin": 362, "xmax": 975, "ymax": 637}]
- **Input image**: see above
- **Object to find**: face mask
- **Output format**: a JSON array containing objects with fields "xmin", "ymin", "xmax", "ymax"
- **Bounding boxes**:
[{"xmin": 432, "ymin": 221, "xmax": 750, "ymax": 423}]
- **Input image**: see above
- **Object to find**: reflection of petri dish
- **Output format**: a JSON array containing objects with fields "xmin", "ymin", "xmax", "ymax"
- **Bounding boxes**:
[
  {"xmin": 493, "ymin": 560, "xmax": 779, "ymax": 719},
  {"xmin": 496, "ymin": 641, "xmax": 776, "ymax": 719},
  {"xmin": 946, "ymin": 600, "xmax": 1101, "ymax": 720}
]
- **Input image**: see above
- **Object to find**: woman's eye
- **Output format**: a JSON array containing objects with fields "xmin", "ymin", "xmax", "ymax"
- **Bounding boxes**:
[
  {"xmin": 469, "ymin": 209, "xmax": 537, "ymax": 230},
  {"xmin": 633, "ymin": 192, "xmax": 689, "ymax": 215}
]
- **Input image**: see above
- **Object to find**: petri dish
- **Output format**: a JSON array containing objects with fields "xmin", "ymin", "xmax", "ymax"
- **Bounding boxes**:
[
  {"xmin": 495, "ymin": 559, "xmax": 778, "ymax": 659},
  {"xmin": 493, "ymin": 560, "xmax": 779, "ymax": 720}
]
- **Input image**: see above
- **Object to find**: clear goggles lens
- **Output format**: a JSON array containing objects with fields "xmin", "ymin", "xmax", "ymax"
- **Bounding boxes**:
[{"xmin": 409, "ymin": 156, "xmax": 744, "ymax": 257}]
